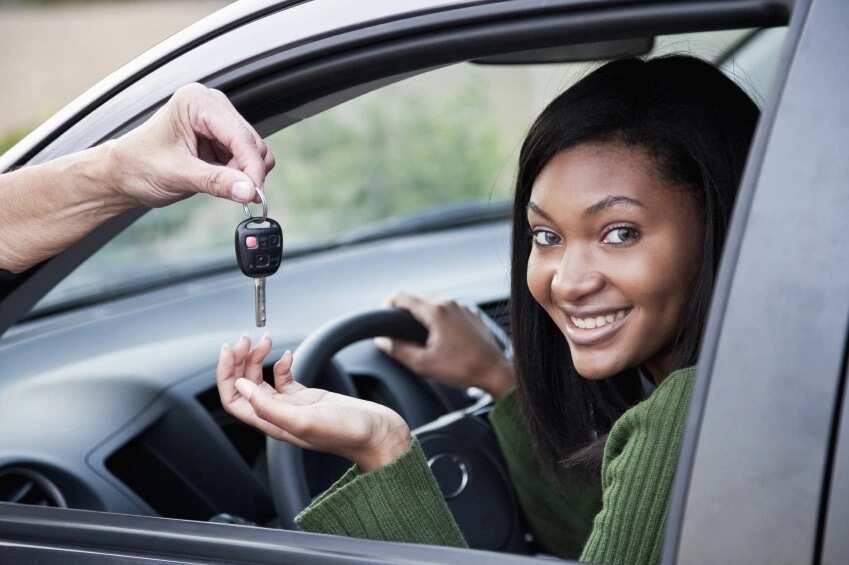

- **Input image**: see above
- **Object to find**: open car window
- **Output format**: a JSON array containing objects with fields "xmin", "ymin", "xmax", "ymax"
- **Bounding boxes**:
[{"xmin": 29, "ymin": 27, "xmax": 766, "ymax": 316}]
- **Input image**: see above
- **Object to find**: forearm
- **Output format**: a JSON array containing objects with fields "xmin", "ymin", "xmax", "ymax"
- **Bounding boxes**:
[
  {"xmin": 354, "ymin": 422, "xmax": 412, "ymax": 472},
  {"xmin": 0, "ymin": 142, "xmax": 136, "ymax": 273}
]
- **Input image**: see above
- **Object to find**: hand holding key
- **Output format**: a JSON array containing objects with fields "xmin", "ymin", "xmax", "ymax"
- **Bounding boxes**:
[
  {"xmin": 235, "ymin": 189, "xmax": 283, "ymax": 327},
  {"xmin": 216, "ymin": 335, "xmax": 412, "ymax": 472},
  {"xmin": 112, "ymin": 83, "xmax": 274, "ymax": 207}
]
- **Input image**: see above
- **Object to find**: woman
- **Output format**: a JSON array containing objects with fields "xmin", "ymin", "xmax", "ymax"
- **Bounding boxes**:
[{"xmin": 216, "ymin": 55, "xmax": 759, "ymax": 564}]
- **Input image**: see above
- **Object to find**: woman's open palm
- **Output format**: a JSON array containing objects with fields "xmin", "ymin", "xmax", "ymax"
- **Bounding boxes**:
[{"xmin": 216, "ymin": 335, "xmax": 410, "ymax": 470}]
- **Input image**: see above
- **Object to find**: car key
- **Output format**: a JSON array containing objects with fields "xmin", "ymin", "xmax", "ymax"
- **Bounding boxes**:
[
  {"xmin": 235, "ymin": 194, "xmax": 283, "ymax": 327},
  {"xmin": 235, "ymin": 216, "xmax": 283, "ymax": 326}
]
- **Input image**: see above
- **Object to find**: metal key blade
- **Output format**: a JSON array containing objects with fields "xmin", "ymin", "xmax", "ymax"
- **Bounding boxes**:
[{"xmin": 254, "ymin": 277, "xmax": 266, "ymax": 327}]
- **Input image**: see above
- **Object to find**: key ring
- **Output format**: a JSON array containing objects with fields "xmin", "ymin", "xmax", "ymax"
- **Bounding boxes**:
[{"xmin": 242, "ymin": 186, "xmax": 268, "ymax": 222}]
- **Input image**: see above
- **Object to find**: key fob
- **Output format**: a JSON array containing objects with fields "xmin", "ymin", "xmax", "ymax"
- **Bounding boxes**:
[{"xmin": 235, "ymin": 217, "xmax": 283, "ymax": 277}]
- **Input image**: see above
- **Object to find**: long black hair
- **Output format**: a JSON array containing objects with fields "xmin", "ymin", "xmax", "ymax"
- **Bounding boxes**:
[{"xmin": 510, "ymin": 55, "xmax": 759, "ymax": 473}]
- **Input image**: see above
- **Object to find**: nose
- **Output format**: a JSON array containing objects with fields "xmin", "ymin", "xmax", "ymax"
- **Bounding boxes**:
[{"xmin": 550, "ymin": 247, "xmax": 604, "ymax": 303}]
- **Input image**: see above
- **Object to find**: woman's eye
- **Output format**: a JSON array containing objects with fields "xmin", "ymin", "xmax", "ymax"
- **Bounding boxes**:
[
  {"xmin": 532, "ymin": 229, "xmax": 561, "ymax": 247},
  {"xmin": 603, "ymin": 226, "xmax": 640, "ymax": 245}
]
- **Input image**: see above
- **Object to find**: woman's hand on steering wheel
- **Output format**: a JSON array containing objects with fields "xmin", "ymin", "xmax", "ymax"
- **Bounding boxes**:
[
  {"xmin": 375, "ymin": 292, "xmax": 516, "ymax": 399},
  {"xmin": 216, "ymin": 335, "xmax": 412, "ymax": 471}
]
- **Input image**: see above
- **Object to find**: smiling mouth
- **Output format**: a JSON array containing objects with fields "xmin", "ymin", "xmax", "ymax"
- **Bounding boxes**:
[{"xmin": 563, "ymin": 308, "xmax": 633, "ymax": 346}]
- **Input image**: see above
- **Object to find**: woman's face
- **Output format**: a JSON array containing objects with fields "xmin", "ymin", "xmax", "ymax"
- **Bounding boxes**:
[{"xmin": 526, "ymin": 142, "xmax": 703, "ymax": 381}]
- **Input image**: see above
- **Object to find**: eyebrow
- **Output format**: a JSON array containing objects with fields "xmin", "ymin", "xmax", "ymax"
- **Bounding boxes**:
[
  {"xmin": 527, "ymin": 195, "xmax": 644, "ymax": 221},
  {"xmin": 582, "ymin": 195, "xmax": 644, "ymax": 217},
  {"xmin": 527, "ymin": 201, "xmax": 554, "ymax": 221}
]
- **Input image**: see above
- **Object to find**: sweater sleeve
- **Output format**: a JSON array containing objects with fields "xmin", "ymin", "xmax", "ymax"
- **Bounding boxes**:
[
  {"xmin": 579, "ymin": 366, "xmax": 696, "ymax": 565},
  {"xmin": 295, "ymin": 391, "xmax": 603, "ymax": 555},
  {"xmin": 295, "ymin": 438, "xmax": 467, "ymax": 547},
  {"xmin": 488, "ymin": 391, "xmax": 602, "ymax": 558}
]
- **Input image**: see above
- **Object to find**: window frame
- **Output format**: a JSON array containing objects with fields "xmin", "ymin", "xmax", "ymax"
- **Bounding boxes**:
[{"xmin": 0, "ymin": 1, "xmax": 819, "ymax": 564}]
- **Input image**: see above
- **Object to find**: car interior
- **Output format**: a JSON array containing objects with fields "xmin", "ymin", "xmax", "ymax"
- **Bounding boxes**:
[{"xmin": 0, "ymin": 15, "xmax": 788, "ymax": 560}]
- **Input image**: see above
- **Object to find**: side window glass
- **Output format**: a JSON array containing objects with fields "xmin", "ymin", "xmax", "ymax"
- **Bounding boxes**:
[
  {"xmin": 33, "ymin": 28, "xmax": 771, "ymax": 314},
  {"xmin": 720, "ymin": 28, "xmax": 788, "ymax": 107},
  {"xmin": 34, "ymin": 63, "xmax": 583, "ymax": 311}
]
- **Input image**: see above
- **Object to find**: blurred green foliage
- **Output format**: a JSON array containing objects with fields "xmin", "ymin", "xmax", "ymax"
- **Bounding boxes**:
[
  {"xmin": 267, "ymin": 78, "xmax": 512, "ymax": 244},
  {"xmin": 0, "ymin": 127, "xmax": 32, "ymax": 157}
]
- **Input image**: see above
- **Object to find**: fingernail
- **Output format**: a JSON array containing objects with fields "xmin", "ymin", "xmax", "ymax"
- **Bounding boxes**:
[
  {"xmin": 262, "ymin": 331, "xmax": 271, "ymax": 341},
  {"xmin": 232, "ymin": 181, "xmax": 254, "ymax": 203},
  {"xmin": 374, "ymin": 337, "xmax": 391, "ymax": 351},
  {"xmin": 235, "ymin": 378, "xmax": 256, "ymax": 400}
]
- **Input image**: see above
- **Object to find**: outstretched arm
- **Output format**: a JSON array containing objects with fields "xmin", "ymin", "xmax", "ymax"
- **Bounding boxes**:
[
  {"xmin": 0, "ymin": 83, "xmax": 274, "ymax": 273},
  {"xmin": 216, "ymin": 334, "xmax": 466, "ymax": 546}
]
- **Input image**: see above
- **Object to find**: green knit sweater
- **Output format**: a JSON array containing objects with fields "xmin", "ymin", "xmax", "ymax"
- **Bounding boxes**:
[{"xmin": 296, "ymin": 367, "xmax": 695, "ymax": 565}]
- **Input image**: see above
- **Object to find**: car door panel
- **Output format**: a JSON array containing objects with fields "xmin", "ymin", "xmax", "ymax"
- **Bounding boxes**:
[
  {"xmin": 0, "ymin": 502, "xmax": 551, "ymax": 565},
  {"xmin": 668, "ymin": 0, "xmax": 849, "ymax": 563}
]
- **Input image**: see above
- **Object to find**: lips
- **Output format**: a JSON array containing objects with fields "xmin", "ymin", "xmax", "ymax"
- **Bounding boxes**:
[{"xmin": 562, "ymin": 307, "xmax": 632, "ymax": 346}]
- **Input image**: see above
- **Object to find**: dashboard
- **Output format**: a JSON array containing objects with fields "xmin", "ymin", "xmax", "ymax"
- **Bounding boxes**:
[{"xmin": 0, "ymin": 220, "xmax": 511, "ymax": 524}]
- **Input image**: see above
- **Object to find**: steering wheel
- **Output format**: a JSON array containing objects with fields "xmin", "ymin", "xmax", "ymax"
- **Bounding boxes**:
[{"xmin": 266, "ymin": 308, "xmax": 532, "ymax": 552}]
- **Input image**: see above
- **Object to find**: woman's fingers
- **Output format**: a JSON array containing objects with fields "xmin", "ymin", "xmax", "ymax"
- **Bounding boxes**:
[
  {"xmin": 379, "ymin": 292, "xmax": 436, "ymax": 368},
  {"xmin": 216, "ymin": 343, "xmax": 238, "ymax": 405},
  {"xmin": 387, "ymin": 292, "xmax": 435, "ymax": 326},
  {"xmin": 235, "ymin": 378, "xmax": 311, "ymax": 447},
  {"xmin": 374, "ymin": 336, "xmax": 428, "ymax": 372},
  {"xmin": 245, "ymin": 333, "xmax": 272, "ymax": 382},
  {"xmin": 218, "ymin": 336, "xmax": 276, "ymax": 406},
  {"xmin": 273, "ymin": 350, "xmax": 304, "ymax": 393},
  {"xmin": 231, "ymin": 334, "xmax": 251, "ymax": 372},
  {"xmin": 226, "ymin": 394, "xmax": 304, "ymax": 446}
]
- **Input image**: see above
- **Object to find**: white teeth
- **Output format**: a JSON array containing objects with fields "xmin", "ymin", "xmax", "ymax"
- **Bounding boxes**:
[{"xmin": 571, "ymin": 309, "xmax": 629, "ymax": 329}]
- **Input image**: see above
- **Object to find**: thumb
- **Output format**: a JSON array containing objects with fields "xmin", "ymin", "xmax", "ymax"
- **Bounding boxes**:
[
  {"xmin": 377, "ymin": 337, "xmax": 428, "ymax": 372},
  {"xmin": 237, "ymin": 378, "xmax": 303, "ymax": 434},
  {"xmin": 235, "ymin": 377, "xmax": 278, "ymax": 423},
  {"xmin": 183, "ymin": 159, "xmax": 257, "ymax": 204}
]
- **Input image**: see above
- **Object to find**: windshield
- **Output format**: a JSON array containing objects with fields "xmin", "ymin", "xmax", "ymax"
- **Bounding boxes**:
[{"xmin": 32, "ymin": 29, "xmax": 759, "ymax": 315}]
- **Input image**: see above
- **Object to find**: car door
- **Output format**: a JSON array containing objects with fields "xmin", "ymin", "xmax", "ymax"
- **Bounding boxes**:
[
  {"xmin": 664, "ymin": 0, "xmax": 849, "ymax": 563},
  {"xmin": 0, "ymin": 0, "xmax": 827, "ymax": 563}
]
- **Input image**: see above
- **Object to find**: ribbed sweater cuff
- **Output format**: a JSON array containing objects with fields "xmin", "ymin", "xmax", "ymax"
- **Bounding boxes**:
[{"xmin": 295, "ymin": 439, "xmax": 467, "ymax": 547}]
